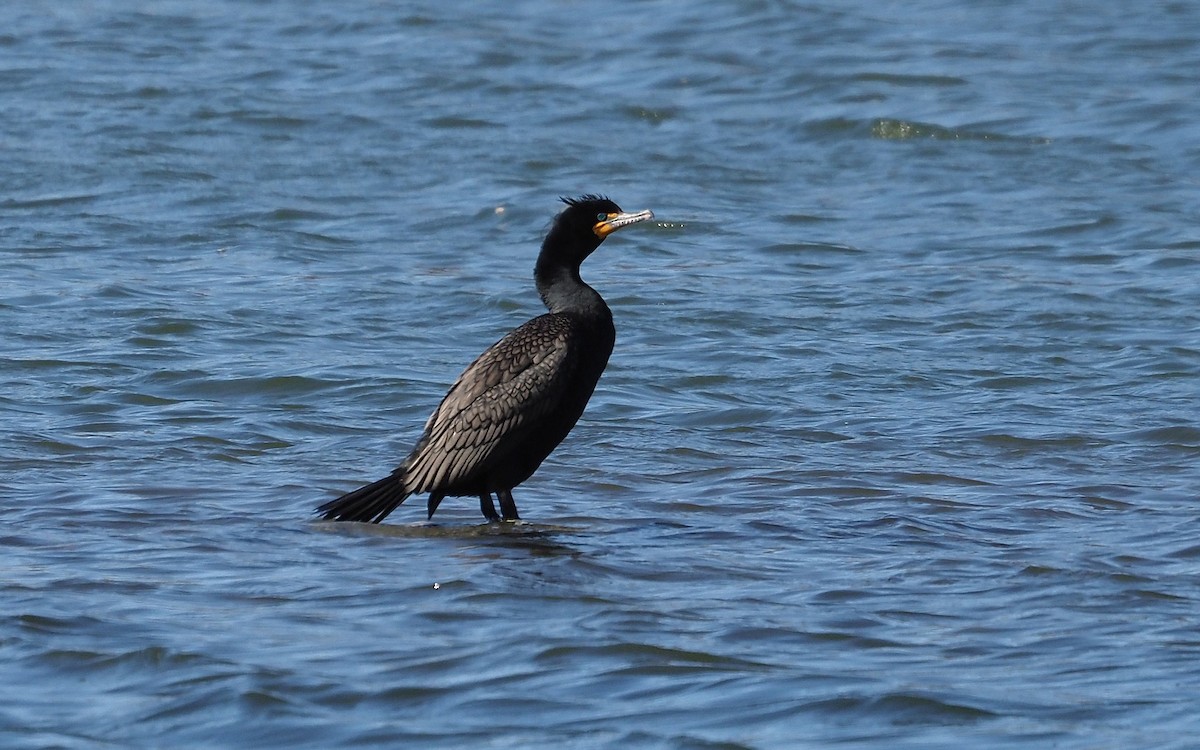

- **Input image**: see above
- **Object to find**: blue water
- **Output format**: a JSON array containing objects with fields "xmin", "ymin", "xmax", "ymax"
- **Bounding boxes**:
[{"xmin": 3, "ymin": 1, "xmax": 1200, "ymax": 748}]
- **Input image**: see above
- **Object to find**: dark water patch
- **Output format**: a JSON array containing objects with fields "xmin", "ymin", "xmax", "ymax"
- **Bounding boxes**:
[
  {"xmin": 853, "ymin": 72, "xmax": 969, "ymax": 88},
  {"xmin": 2, "ymin": 192, "xmax": 101, "ymax": 209},
  {"xmin": 1124, "ymin": 425, "xmax": 1200, "ymax": 450},
  {"xmin": 973, "ymin": 375, "xmax": 1059, "ymax": 390},
  {"xmin": 804, "ymin": 691, "xmax": 999, "ymax": 724},
  {"xmin": 870, "ymin": 118, "xmax": 1051, "ymax": 142},
  {"xmin": 975, "ymin": 432, "xmax": 1112, "ymax": 454},
  {"xmin": 36, "ymin": 644, "xmax": 217, "ymax": 677},
  {"xmin": 310, "ymin": 517, "xmax": 583, "ymax": 544},
  {"xmin": 1167, "ymin": 544, "xmax": 1200, "ymax": 560},
  {"xmin": 260, "ymin": 207, "xmax": 336, "ymax": 223},
  {"xmin": 132, "ymin": 318, "xmax": 203, "ymax": 337},
  {"xmin": 892, "ymin": 472, "xmax": 993, "ymax": 488},
  {"xmin": 537, "ymin": 642, "xmax": 770, "ymax": 674},
  {"xmin": 228, "ymin": 111, "xmax": 313, "ymax": 130},
  {"xmin": 140, "ymin": 372, "xmax": 341, "ymax": 401},
  {"xmin": 422, "ymin": 115, "xmax": 500, "ymax": 129},
  {"xmin": 616, "ymin": 104, "xmax": 682, "ymax": 124}
]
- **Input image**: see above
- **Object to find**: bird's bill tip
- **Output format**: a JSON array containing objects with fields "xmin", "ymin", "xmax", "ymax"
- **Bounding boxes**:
[{"xmin": 594, "ymin": 209, "xmax": 654, "ymax": 238}]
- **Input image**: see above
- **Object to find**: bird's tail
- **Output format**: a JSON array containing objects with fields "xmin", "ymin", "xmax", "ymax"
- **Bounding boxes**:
[{"xmin": 316, "ymin": 471, "xmax": 411, "ymax": 523}]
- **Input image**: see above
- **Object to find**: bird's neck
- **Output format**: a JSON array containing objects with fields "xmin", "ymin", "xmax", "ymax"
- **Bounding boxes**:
[{"xmin": 535, "ymin": 259, "xmax": 609, "ymax": 319}]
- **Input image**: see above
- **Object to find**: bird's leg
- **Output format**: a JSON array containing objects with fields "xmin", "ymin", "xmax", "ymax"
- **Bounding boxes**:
[
  {"xmin": 427, "ymin": 493, "xmax": 445, "ymax": 520},
  {"xmin": 479, "ymin": 493, "xmax": 500, "ymax": 522},
  {"xmin": 497, "ymin": 489, "xmax": 520, "ymax": 522}
]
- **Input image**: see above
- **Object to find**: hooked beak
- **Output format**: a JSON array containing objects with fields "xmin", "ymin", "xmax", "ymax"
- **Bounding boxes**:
[{"xmin": 594, "ymin": 209, "xmax": 654, "ymax": 239}]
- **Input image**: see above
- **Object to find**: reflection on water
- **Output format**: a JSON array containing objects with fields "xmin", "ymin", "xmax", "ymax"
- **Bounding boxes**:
[{"xmin": 312, "ymin": 518, "xmax": 584, "ymax": 558}]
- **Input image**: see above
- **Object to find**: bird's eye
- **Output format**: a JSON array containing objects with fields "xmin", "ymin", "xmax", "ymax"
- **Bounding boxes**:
[{"xmin": 596, "ymin": 212, "xmax": 608, "ymax": 221}]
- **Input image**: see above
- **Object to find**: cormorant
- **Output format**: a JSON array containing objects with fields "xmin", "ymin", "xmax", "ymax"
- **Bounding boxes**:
[{"xmin": 316, "ymin": 195, "xmax": 654, "ymax": 523}]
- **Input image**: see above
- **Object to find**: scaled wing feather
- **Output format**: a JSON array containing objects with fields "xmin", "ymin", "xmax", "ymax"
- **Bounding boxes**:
[{"xmin": 403, "ymin": 317, "xmax": 576, "ymax": 494}]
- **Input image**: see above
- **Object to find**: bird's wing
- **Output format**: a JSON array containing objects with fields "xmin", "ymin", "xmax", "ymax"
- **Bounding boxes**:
[{"xmin": 402, "ymin": 314, "xmax": 578, "ymax": 493}]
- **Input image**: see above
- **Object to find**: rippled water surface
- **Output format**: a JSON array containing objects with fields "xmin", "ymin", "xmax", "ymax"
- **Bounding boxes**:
[{"xmin": 4, "ymin": 1, "xmax": 1200, "ymax": 748}]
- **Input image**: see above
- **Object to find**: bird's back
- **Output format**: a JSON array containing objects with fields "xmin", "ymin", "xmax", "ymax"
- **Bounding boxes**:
[{"xmin": 401, "ymin": 309, "xmax": 615, "ymax": 497}]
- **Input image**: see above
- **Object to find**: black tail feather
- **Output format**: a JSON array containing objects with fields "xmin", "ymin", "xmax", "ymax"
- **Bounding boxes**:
[{"xmin": 317, "ymin": 472, "xmax": 411, "ymax": 523}]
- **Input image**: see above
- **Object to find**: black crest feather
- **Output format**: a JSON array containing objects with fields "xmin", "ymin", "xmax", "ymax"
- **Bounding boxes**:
[{"xmin": 560, "ymin": 194, "xmax": 610, "ymax": 207}]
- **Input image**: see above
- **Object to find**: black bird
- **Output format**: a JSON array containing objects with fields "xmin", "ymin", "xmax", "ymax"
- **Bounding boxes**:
[{"xmin": 317, "ymin": 195, "xmax": 654, "ymax": 524}]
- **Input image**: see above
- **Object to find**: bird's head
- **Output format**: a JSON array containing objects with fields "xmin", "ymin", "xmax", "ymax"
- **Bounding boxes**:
[{"xmin": 546, "ymin": 195, "xmax": 654, "ymax": 263}]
